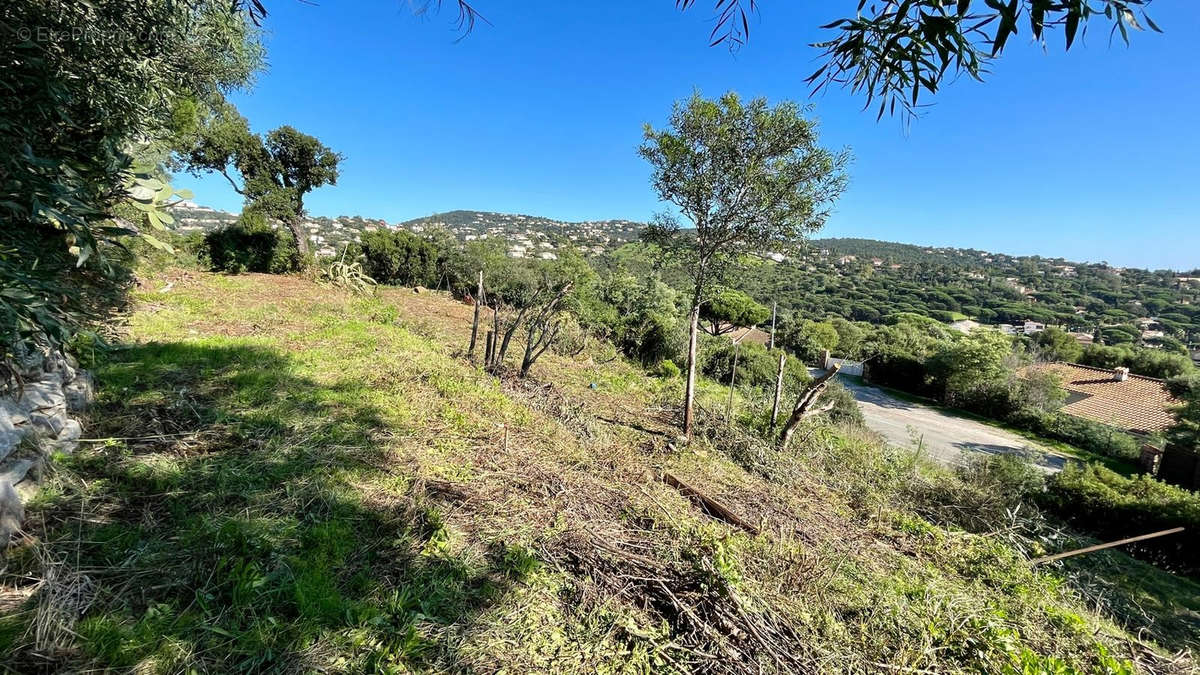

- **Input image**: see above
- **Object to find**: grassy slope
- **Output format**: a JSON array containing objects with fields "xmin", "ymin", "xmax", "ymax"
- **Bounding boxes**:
[{"xmin": 1, "ymin": 271, "xmax": 1195, "ymax": 673}]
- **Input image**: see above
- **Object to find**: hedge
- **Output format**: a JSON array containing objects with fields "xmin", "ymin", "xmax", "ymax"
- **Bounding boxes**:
[{"xmin": 1040, "ymin": 463, "xmax": 1200, "ymax": 577}]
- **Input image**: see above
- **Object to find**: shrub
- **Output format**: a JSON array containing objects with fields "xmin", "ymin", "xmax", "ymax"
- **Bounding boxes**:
[
  {"xmin": 360, "ymin": 229, "xmax": 439, "ymax": 287},
  {"xmin": 1040, "ymin": 463, "xmax": 1200, "ymax": 576},
  {"xmin": 202, "ymin": 215, "xmax": 300, "ymax": 274},
  {"xmin": 617, "ymin": 311, "xmax": 684, "ymax": 367},
  {"xmin": 701, "ymin": 340, "xmax": 807, "ymax": 392},
  {"xmin": 1007, "ymin": 410, "xmax": 1140, "ymax": 461},
  {"xmin": 912, "ymin": 453, "xmax": 1046, "ymax": 533},
  {"xmin": 820, "ymin": 380, "xmax": 865, "ymax": 428}
]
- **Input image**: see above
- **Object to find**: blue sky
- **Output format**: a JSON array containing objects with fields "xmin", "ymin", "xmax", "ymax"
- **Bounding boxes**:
[{"xmin": 176, "ymin": 1, "xmax": 1200, "ymax": 270}]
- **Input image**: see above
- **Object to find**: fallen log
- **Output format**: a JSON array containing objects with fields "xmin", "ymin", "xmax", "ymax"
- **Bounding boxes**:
[{"xmin": 662, "ymin": 471, "xmax": 760, "ymax": 536}]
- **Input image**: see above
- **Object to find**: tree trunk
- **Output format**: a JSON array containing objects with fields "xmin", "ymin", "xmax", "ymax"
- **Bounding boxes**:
[
  {"xmin": 468, "ymin": 270, "xmax": 483, "ymax": 360},
  {"xmin": 683, "ymin": 302, "xmax": 700, "ymax": 441},
  {"xmin": 494, "ymin": 306, "xmax": 528, "ymax": 371},
  {"xmin": 285, "ymin": 217, "xmax": 310, "ymax": 256},
  {"xmin": 491, "ymin": 305, "xmax": 500, "ymax": 366},
  {"xmin": 770, "ymin": 351, "xmax": 785, "ymax": 427},
  {"xmin": 778, "ymin": 363, "xmax": 842, "ymax": 449}
]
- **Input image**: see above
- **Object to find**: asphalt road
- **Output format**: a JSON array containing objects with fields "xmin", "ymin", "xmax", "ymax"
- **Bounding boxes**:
[{"xmin": 837, "ymin": 377, "xmax": 1068, "ymax": 472}]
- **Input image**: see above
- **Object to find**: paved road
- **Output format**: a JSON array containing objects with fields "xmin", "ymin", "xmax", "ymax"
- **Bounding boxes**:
[{"xmin": 836, "ymin": 376, "xmax": 1068, "ymax": 472}]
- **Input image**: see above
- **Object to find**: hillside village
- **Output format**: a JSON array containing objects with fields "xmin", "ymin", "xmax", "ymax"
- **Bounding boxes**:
[
  {"xmin": 169, "ymin": 204, "xmax": 643, "ymax": 260},
  {"xmin": 169, "ymin": 203, "xmax": 1200, "ymax": 365}
]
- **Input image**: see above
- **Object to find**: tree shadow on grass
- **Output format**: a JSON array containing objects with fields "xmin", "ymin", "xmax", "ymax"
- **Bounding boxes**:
[{"xmin": 4, "ymin": 342, "xmax": 523, "ymax": 673}]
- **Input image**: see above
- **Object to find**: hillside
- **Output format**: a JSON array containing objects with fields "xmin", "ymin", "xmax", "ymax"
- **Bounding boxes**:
[
  {"xmin": 168, "ymin": 205, "xmax": 644, "ymax": 259},
  {"xmin": 2, "ymin": 270, "xmax": 1195, "ymax": 672},
  {"xmin": 167, "ymin": 203, "xmax": 1200, "ymax": 348}
]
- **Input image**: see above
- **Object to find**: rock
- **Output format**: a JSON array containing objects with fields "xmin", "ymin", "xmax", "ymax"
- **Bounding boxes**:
[
  {"xmin": 0, "ymin": 458, "xmax": 36, "ymax": 488},
  {"xmin": 65, "ymin": 372, "xmax": 94, "ymax": 412},
  {"xmin": 0, "ymin": 481, "xmax": 24, "ymax": 544},
  {"xmin": 0, "ymin": 402, "xmax": 26, "ymax": 464},
  {"xmin": 0, "ymin": 399, "xmax": 29, "ymax": 429},
  {"xmin": 30, "ymin": 410, "xmax": 67, "ymax": 437},
  {"xmin": 47, "ymin": 419, "xmax": 82, "ymax": 454},
  {"xmin": 16, "ymin": 381, "xmax": 66, "ymax": 414}
]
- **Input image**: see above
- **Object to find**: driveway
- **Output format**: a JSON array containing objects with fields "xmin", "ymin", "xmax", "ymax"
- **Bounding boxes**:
[{"xmin": 834, "ymin": 376, "xmax": 1068, "ymax": 472}]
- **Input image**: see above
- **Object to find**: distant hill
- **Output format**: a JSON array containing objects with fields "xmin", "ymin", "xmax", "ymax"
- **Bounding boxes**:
[
  {"xmin": 168, "ymin": 205, "xmax": 645, "ymax": 259},
  {"xmin": 167, "ymin": 202, "xmax": 1200, "ymax": 343}
]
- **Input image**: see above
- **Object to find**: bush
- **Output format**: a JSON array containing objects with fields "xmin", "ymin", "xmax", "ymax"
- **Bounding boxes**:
[
  {"xmin": 1040, "ymin": 463, "xmax": 1200, "ymax": 576},
  {"xmin": 617, "ymin": 311, "xmax": 684, "ymax": 367},
  {"xmin": 202, "ymin": 216, "xmax": 300, "ymax": 274},
  {"xmin": 820, "ymin": 380, "xmax": 865, "ymax": 428},
  {"xmin": 1007, "ymin": 409, "xmax": 1140, "ymax": 461},
  {"xmin": 701, "ymin": 341, "xmax": 807, "ymax": 392},
  {"xmin": 360, "ymin": 229, "xmax": 439, "ymax": 287}
]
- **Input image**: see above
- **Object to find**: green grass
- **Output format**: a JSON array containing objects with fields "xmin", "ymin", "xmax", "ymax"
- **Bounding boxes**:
[{"xmin": 1, "ymin": 269, "xmax": 1192, "ymax": 672}]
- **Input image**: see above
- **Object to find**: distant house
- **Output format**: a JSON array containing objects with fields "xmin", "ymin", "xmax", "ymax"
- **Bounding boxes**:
[
  {"xmin": 726, "ymin": 326, "xmax": 771, "ymax": 347},
  {"xmin": 1030, "ymin": 363, "xmax": 1180, "ymax": 435},
  {"xmin": 1070, "ymin": 332, "xmax": 1095, "ymax": 346},
  {"xmin": 948, "ymin": 319, "xmax": 980, "ymax": 334}
]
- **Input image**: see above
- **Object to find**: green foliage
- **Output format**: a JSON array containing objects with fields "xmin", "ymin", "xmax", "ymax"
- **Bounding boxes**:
[
  {"xmin": 360, "ymin": 229, "xmax": 440, "ymax": 287},
  {"xmin": 780, "ymin": 318, "xmax": 840, "ymax": 364},
  {"xmin": 202, "ymin": 215, "xmax": 301, "ymax": 274},
  {"xmin": 1165, "ymin": 373, "xmax": 1200, "ymax": 450},
  {"xmin": 701, "ymin": 340, "xmax": 806, "ymax": 392},
  {"xmin": 1011, "ymin": 409, "xmax": 1141, "ymax": 461},
  {"xmin": 1079, "ymin": 344, "xmax": 1194, "ymax": 379},
  {"xmin": 0, "ymin": 0, "xmax": 261, "ymax": 373},
  {"xmin": 1041, "ymin": 464, "xmax": 1200, "ymax": 577},
  {"xmin": 699, "ymin": 288, "xmax": 769, "ymax": 335},
  {"xmin": 927, "ymin": 330, "xmax": 1018, "ymax": 407},
  {"xmin": 1035, "ymin": 327, "xmax": 1084, "ymax": 363},
  {"xmin": 809, "ymin": 0, "xmax": 1160, "ymax": 119},
  {"xmin": 640, "ymin": 92, "xmax": 849, "ymax": 297},
  {"xmin": 179, "ymin": 102, "xmax": 341, "ymax": 255}
]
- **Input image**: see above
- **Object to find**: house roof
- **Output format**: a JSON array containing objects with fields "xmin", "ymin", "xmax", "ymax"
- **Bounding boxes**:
[
  {"xmin": 1031, "ymin": 362, "xmax": 1179, "ymax": 434},
  {"xmin": 727, "ymin": 326, "xmax": 771, "ymax": 346}
]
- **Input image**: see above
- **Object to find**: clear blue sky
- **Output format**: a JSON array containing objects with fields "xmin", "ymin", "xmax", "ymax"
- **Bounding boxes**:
[{"xmin": 176, "ymin": 1, "xmax": 1200, "ymax": 271}]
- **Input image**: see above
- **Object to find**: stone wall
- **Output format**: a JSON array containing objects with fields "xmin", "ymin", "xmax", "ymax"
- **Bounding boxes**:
[{"xmin": 0, "ymin": 352, "xmax": 93, "ymax": 543}]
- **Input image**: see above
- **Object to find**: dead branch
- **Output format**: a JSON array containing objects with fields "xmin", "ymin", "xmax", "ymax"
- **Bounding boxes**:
[
  {"xmin": 662, "ymin": 472, "xmax": 760, "ymax": 536},
  {"xmin": 778, "ymin": 363, "xmax": 841, "ymax": 449}
]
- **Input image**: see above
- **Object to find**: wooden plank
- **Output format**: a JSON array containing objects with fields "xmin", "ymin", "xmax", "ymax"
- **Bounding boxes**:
[{"xmin": 1030, "ymin": 527, "xmax": 1185, "ymax": 565}]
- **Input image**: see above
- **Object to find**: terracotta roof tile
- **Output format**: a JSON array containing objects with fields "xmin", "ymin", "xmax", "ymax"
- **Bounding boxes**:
[{"xmin": 1030, "ymin": 362, "xmax": 1180, "ymax": 434}]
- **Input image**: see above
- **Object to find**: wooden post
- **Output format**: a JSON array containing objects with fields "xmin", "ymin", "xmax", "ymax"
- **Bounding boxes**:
[
  {"xmin": 484, "ymin": 331, "xmax": 495, "ymax": 367},
  {"xmin": 769, "ymin": 301, "xmax": 777, "ymax": 350},
  {"xmin": 490, "ymin": 305, "xmax": 500, "ymax": 368},
  {"xmin": 1030, "ymin": 527, "xmax": 1185, "ymax": 565},
  {"xmin": 770, "ymin": 351, "xmax": 786, "ymax": 427},
  {"xmin": 468, "ymin": 270, "xmax": 483, "ymax": 360},
  {"xmin": 725, "ymin": 341, "xmax": 740, "ymax": 426}
]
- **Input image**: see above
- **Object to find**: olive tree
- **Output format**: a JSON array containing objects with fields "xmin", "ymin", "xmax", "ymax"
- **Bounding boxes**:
[
  {"xmin": 1, "ymin": 0, "xmax": 261, "ymax": 380},
  {"xmin": 181, "ymin": 103, "xmax": 341, "ymax": 257},
  {"xmin": 640, "ymin": 92, "xmax": 849, "ymax": 440}
]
